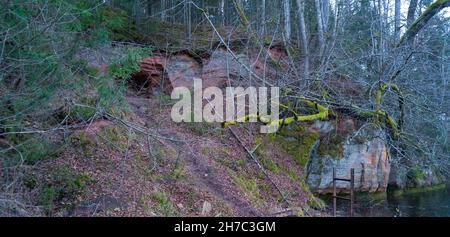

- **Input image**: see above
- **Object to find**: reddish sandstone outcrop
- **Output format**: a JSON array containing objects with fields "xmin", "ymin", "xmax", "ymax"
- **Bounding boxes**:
[
  {"xmin": 267, "ymin": 45, "xmax": 288, "ymax": 62},
  {"xmin": 136, "ymin": 56, "xmax": 167, "ymax": 89},
  {"xmin": 135, "ymin": 46, "xmax": 288, "ymax": 93},
  {"xmin": 136, "ymin": 54, "xmax": 204, "ymax": 92}
]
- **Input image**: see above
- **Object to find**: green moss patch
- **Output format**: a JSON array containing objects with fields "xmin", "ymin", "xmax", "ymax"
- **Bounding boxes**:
[
  {"xmin": 317, "ymin": 133, "xmax": 345, "ymax": 159},
  {"xmin": 38, "ymin": 165, "xmax": 92, "ymax": 215},
  {"xmin": 271, "ymin": 124, "xmax": 320, "ymax": 167},
  {"xmin": 150, "ymin": 191, "xmax": 177, "ymax": 216},
  {"xmin": 229, "ymin": 170, "xmax": 263, "ymax": 208}
]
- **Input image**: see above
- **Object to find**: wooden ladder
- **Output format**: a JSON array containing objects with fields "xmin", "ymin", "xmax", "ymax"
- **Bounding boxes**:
[{"xmin": 332, "ymin": 168, "xmax": 355, "ymax": 217}]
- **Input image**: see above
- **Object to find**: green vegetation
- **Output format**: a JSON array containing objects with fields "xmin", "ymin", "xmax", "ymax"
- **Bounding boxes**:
[
  {"xmin": 0, "ymin": 0, "xmax": 134, "ymax": 174},
  {"xmin": 272, "ymin": 124, "xmax": 320, "ymax": 167},
  {"xmin": 68, "ymin": 124, "xmax": 132, "ymax": 157},
  {"xmin": 390, "ymin": 184, "xmax": 447, "ymax": 197},
  {"xmin": 232, "ymin": 173, "xmax": 258, "ymax": 193},
  {"xmin": 19, "ymin": 138, "xmax": 61, "ymax": 165},
  {"xmin": 317, "ymin": 133, "xmax": 345, "ymax": 159},
  {"xmin": 23, "ymin": 174, "xmax": 38, "ymax": 190},
  {"xmin": 72, "ymin": 96, "xmax": 97, "ymax": 121},
  {"xmin": 407, "ymin": 166, "xmax": 426, "ymax": 183},
  {"xmin": 38, "ymin": 166, "xmax": 92, "ymax": 214},
  {"xmin": 1, "ymin": 0, "xmax": 449, "ymax": 218},
  {"xmin": 0, "ymin": 132, "xmax": 61, "ymax": 166},
  {"xmin": 167, "ymin": 154, "xmax": 185, "ymax": 180},
  {"xmin": 223, "ymin": 99, "xmax": 329, "ymax": 128},
  {"xmin": 100, "ymin": 125, "xmax": 128, "ymax": 144},
  {"xmin": 252, "ymin": 139, "xmax": 283, "ymax": 174},
  {"xmin": 259, "ymin": 157, "xmax": 282, "ymax": 174},
  {"xmin": 69, "ymin": 132, "xmax": 95, "ymax": 157},
  {"xmin": 151, "ymin": 191, "xmax": 177, "ymax": 216},
  {"xmin": 230, "ymin": 171, "xmax": 262, "ymax": 207},
  {"xmin": 108, "ymin": 47, "xmax": 151, "ymax": 80},
  {"xmin": 181, "ymin": 109, "xmax": 217, "ymax": 135}
]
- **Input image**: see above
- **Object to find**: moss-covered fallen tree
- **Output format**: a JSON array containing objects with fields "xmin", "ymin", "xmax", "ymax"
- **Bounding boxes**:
[{"xmin": 222, "ymin": 98, "xmax": 329, "ymax": 130}]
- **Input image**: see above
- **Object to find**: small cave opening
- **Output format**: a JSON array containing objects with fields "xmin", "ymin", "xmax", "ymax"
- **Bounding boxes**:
[
  {"xmin": 129, "ymin": 70, "xmax": 172, "ymax": 96},
  {"xmin": 128, "ymin": 55, "xmax": 173, "ymax": 96}
]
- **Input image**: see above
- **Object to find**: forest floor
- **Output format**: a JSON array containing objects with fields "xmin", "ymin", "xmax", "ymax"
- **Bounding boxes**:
[
  {"xmin": 0, "ymin": 20, "xmax": 330, "ymax": 216},
  {"xmin": 16, "ymin": 88, "xmax": 327, "ymax": 217}
]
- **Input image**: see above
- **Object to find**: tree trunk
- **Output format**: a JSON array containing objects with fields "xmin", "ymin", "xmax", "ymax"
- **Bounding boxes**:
[
  {"xmin": 220, "ymin": 0, "xmax": 225, "ymax": 26},
  {"xmin": 323, "ymin": 0, "xmax": 330, "ymax": 31},
  {"xmin": 261, "ymin": 0, "xmax": 266, "ymax": 35},
  {"xmin": 407, "ymin": 0, "xmax": 419, "ymax": 26},
  {"xmin": 283, "ymin": 0, "xmax": 291, "ymax": 40},
  {"xmin": 399, "ymin": 0, "xmax": 450, "ymax": 46},
  {"xmin": 295, "ymin": 0, "xmax": 310, "ymax": 80},
  {"xmin": 315, "ymin": 0, "xmax": 325, "ymax": 55},
  {"xmin": 395, "ymin": 0, "xmax": 401, "ymax": 41},
  {"xmin": 332, "ymin": 0, "xmax": 340, "ymax": 40},
  {"xmin": 147, "ymin": 1, "xmax": 153, "ymax": 17},
  {"xmin": 133, "ymin": 0, "xmax": 140, "ymax": 25},
  {"xmin": 232, "ymin": 0, "xmax": 251, "ymax": 29},
  {"xmin": 184, "ymin": 0, "xmax": 191, "ymax": 41},
  {"xmin": 161, "ymin": 0, "xmax": 166, "ymax": 21}
]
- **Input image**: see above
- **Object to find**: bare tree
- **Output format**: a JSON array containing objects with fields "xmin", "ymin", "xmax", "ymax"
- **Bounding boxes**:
[
  {"xmin": 315, "ymin": 0, "xmax": 325, "ymax": 55},
  {"xmin": 261, "ymin": 0, "xmax": 266, "ymax": 35},
  {"xmin": 323, "ymin": 0, "xmax": 330, "ymax": 30},
  {"xmin": 407, "ymin": 0, "xmax": 419, "ymax": 27},
  {"xmin": 399, "ymin": 0, "xmax": 450, "ymax": 45},
  {"xmin": 395, "ymin": 0, "xmax": 401, "ymax": 41},
  {"xmin": 296, "ymin": 0, "xmax": 310, "ymax": 80},
  {"xmin": 161, "ymin": 0, "xmax": 166, "ymax": 21},
  {"xmin": 283, "ymin": 0, "xmax": 291, "ymax": 40},
  {"xmin": 184, "ymin": 0, "xmax": 192, "ymax": 41},
  {"xmin": 220, "ymin": 0, "xmax": 225, "ymax": 26}
]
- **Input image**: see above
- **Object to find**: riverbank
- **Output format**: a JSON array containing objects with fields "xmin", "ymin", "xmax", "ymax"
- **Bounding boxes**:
[{"xmin": 322, "ymin": 184, "xmax": 450, "ymax": 217}]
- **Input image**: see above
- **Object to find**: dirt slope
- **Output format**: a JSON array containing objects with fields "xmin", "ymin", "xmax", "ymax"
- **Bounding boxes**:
[{"xmin": 17, "ymin": 89, "xmax": 324, "ymax": 217}]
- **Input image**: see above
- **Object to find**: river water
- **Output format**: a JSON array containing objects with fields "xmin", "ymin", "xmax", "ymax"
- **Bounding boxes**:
[{"xmin": 327, "ymin": 184, "xmax": 450, "ymax": 217}]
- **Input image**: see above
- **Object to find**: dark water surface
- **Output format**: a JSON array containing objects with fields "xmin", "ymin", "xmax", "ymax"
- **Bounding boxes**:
[{"xmin": 327, "ymin": 184, "xmax": 450, "ymax": 217}]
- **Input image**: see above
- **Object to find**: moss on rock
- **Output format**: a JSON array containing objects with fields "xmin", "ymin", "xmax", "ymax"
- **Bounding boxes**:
[
  {"xmin": 317, "ymin": 133, "xmax": 345, "ymax": 159},
  {"xmin": 272, "ymin": 124, "xmax": 320, "ymax": 167}
]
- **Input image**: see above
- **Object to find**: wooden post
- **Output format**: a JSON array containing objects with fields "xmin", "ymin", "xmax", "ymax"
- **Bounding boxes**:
[
  {"xmin": 333, "ymin": 167, "xmax": 336, "ymax": 217},
  {"xmin": 350, "ymin": 168, "xmax": 354, "ymax": 217}
]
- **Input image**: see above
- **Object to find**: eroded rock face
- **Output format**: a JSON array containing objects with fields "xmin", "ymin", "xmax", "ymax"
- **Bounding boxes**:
[
  {"xmin": 135, "ymin": 45, "xmax": 294, "ymax": 94},
  {"xmin": 389, "ymin": 163, "xmax": 444, "ymax": 189},
  {"xmin": 137, "ymin": 49, "xmax": 246, "ymax": 93},
  {"xmin": 139, "ymin": 56, "xmax": 167, "ymax": 87},
  {"xmin": 201, "ymin": 49, "xmax": 250, "ymax": 87},
  {"xmin": 165, "ymin": 54, "xmax": 202, "ymax": 89},
  {"xmin": 138, "ymin": 53, "xmax": 203, "ymax": 92},
  {"xmin": 130, "ymin": 56, "xmax": 168, "ymax": 94},
  {"xmin": 413, "ymin": 168, "xmax": 444, "ymax": 187},
  {"xmin": 307, "ymin": 130, "xmax": 390, "ymax": 193},
  {"xmin": 267, "ymin": 45, "xmax": 288, "ymax": 62}
]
